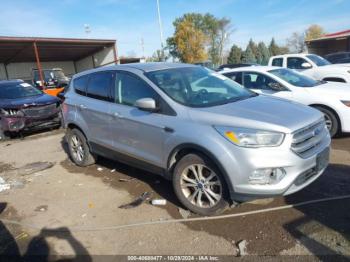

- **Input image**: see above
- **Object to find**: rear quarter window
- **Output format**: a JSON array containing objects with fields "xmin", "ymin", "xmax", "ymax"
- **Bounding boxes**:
[
  {"xmin": 73, "ymin": 75, "xmax": 89, "ymax": 96},
  {"xmin": 86, "ymin": 71, "xmax": 114, "ymax": 101}
]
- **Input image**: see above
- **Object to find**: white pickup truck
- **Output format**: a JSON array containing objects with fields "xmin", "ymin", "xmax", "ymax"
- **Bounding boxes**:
[{"xmin": 268, "ymin": 54, "xmax": 350, "ymax": 83}]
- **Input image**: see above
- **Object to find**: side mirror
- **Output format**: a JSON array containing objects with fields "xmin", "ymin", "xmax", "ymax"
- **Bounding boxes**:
[
  {"xmin": 268, "ymin": 82, "xmax": 285, "ymax": 91},
  {"xmin": 135, "ymin": 98, "xmax": 158, "ymax": 112},
  {"xmin": 301, "ymin": 62, "xmax": 312, "ymax": 69}
]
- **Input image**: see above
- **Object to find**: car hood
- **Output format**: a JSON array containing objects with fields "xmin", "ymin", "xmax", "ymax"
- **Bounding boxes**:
[
  {"xmin": 0, "ymin": 93, "xmax": 59, "ymax": 109},
  {"xmin": 188, "ymin": 95, "xmax": 323, "ymax": 133},
  {"xmin": 307, "ymin": 82, "xmax": 350, "ymax": 99}
]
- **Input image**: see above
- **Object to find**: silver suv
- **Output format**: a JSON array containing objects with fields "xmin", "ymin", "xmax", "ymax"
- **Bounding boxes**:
[{"xmin": 63, "ymin": 63, "xmax": 331, "ymax": 215}]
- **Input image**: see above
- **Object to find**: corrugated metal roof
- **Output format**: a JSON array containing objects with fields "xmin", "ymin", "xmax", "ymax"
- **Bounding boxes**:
[{"xmin": 0, "ymin": 36, "xmax": 116, "ymax": 63}]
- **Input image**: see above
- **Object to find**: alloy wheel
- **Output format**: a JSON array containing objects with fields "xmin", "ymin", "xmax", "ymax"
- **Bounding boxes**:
[
  {"xmin": 324, "ymin": 113, "xmax": 333, "ymax": 131},
  {"xmin": 70, "ymin": 134, "xmax": 84, "ymax": 162},
  {"xmin": 180, "ymin": 164, "xmax": 222, "ymax": 208}
]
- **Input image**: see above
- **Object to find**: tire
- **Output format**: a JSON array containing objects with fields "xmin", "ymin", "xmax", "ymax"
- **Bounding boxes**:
[
  {"xmin": 173, "ymin": 153, "xmax": 229, "ymax": 216},
  {"xmin": 66, "ymin": 128, "xmax": 96, "ymax": 166},
  {"xmin": 0, "ymin": 129, "xmax": 10, "ymax": 141},
  {"xmin": 313, "ymin": 106, "xmax": 339, "ymax": 137}
]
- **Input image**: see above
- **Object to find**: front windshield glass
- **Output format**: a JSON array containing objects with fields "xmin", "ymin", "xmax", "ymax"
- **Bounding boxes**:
[
  {"xmin": 145, "ymin": 67, "xmax": 256, "ymax": 107},
  {"xmin": 0, "ymin": 82, "xmax": 42, "ymax": 99},
  {"xmin": 54, "ymin": 70, "xmax": 66, "ymax": 78},
  {"xmin": 269, "ymin": 68, "xmax": 320, "ymax": 87},
  {"xmin": 306, "ymin": 54, "xmax": 331, "ymax": 66}
]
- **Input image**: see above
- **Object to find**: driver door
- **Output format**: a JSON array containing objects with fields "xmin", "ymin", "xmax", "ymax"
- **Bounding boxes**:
[
  {"xmin": 242, "ymin": 72, "xmax": 292, "ymax": 99},
  {"xmin": 109, "ymin": 71, "xmax": 174, "ymax": 169}
]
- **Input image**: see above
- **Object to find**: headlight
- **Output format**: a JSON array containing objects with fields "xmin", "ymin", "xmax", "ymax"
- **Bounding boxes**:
[
  {"xmin": 214, "ymin": 126, "xmax": 285, "ymax": 147},
  {"xmin": 0, "ymin": 108, "xmax": 24, "ymax": 117},
  {"xmin": 341, "ymin": 100, "xmax": 350, "ymax": 107}
]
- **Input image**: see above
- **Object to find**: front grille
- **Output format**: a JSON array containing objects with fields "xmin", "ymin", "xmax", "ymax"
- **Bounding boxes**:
[
  {"xmin": 291, "ymin": 119, "xmax": 328, "ymax": 158},
  {"xmin": 23, "ymin": 104, "xmax": 58, "ymax": 118}
]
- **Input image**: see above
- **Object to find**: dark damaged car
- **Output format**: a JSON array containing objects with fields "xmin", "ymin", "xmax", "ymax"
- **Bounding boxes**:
[{"xmin": 0, "ymin": 80, "xmax": 61, "ymax": 140}]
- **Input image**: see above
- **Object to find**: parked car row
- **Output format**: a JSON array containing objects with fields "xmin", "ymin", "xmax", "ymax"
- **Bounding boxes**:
[{"xmin": 220, "ymin": 66, "xmax": 350, "ymax": 137}]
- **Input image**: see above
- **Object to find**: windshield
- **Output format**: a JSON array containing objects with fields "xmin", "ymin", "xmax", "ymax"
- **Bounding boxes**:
[
  {"xmin": 145, "ymin": 67, "xmax": 256, "ymax": 107},
  {"xmin": 0, "ymin": 82, "xmax": 42, "ymax": 99},
  {"xmin": 33, "ymin": 71, "xmax": 53, "ymax": 81},
  {"xmin": 53, "ymin": 70, "xmax": 66, "ymax": 78},
  {"xmin": 306, "ymin": 55, "xmax": 331, "ymax": 66},
  {"xmin": 269, "ymin": 68, "xmax": 321, "ymax": 87}
]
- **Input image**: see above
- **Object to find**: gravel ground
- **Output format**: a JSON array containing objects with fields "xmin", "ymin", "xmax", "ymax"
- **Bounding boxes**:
[{"xmin": 0, "ymin": 130, "xmax": 349, "ymax": 260}]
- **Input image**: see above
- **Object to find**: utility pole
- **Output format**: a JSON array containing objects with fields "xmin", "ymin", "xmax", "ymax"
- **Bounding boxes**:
[
  {"xmin": 140, "ymin": 38, "xmax": 145, "ymax": 58},
  {"xmin": 156, "ymin": 0, "xmax": 164, "ymax": 50}
]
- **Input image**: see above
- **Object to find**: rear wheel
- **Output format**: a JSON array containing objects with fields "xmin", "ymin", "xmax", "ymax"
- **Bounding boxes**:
[
  {"xmin": 66, "ymin": 128, "xmax": 96, "ymax": 166},
  {"xmin": 313, "ymin": 106, "xmax": 339, "ymax": 137},
  {"xmin": 173, "ymin": 153, "xmax": 229, "ymax": 216}
]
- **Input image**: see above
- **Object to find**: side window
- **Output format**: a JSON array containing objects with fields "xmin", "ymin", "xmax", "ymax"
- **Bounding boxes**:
[
  {"xmin": 73, "ymin": 75, "xmax": 89, "ymax": 96},
  {"xmin": 114, "ymin": 72, "xmax": 159, "ymax": 106},
  {"xmin": 272, "ymin": 58, "xmax": 283, "ymax": 67},
  {"xmin": 86, "ymin": 71, "xmax": 114, "ymax": 101},
  {"xmin": 224, "ymin": 72, "xmax": 242, "ymax": 84},
  {"xmin": 242, "ymin": 72, "xmax": 279, "ymax": 90},
  {"xmin": 287, "ymin": 57, "xmax": 309, "ymax": 69}
]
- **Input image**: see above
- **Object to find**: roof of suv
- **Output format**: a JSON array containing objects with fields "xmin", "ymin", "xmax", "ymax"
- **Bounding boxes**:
[{"xmin": 74, "ymin": 62, "xmax": 198, "ymax": 78}]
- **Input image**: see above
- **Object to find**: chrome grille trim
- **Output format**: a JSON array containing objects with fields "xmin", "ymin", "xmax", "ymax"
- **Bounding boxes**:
[{"xmin": 291, "ymin": 119, "xmax": 328, "ymax": 158}]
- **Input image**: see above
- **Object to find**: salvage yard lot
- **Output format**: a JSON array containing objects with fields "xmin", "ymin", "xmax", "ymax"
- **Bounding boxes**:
[{"xmin": 0, "ymin": 130, "xmax": 350, "ymax": 258}]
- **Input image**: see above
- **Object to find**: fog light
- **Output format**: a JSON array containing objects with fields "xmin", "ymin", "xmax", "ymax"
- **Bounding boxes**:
[{"xmin": 249, "ymin": 168, "xmax": 286, "ymax": 185}]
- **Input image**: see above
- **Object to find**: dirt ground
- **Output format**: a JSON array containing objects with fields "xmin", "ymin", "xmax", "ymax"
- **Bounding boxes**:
[{"xmin": 0, "ymin": 129, "xmax": 349, "ymax": 260}]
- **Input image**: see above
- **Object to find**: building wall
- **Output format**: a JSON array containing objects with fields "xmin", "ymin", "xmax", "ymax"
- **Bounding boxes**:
[
  {"xmin": 307, "ymin": 37, "xmax": 349, "ymax": 56},
  {"xmin": 0, "ymin": 45, "xmax": 116, "ymax": 80},
  {"xmin": 0, "ymin": 61, "xmax": 76, "ymax": 81},
  {"xmin": 75, "ymin": 46, "xmax": 115, "ymax": 73}
]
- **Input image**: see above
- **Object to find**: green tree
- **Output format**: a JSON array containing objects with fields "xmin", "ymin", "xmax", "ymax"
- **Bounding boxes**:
[
  {"xmin": 247, "ymin": 39, "xmax": 258, "ymax": 60},
  {"xmin": 242, "ymin": 45, "xmax": 256, "ymax": 63},
  {"xmin": 269, "ymin": 38, "xmax": 289, "ymax": 56},
  {"xmin": 257, "ymin": 42, "xmax": 270, "ymax": 65},
  {"xmin": 227, "ymin": 44, "xmax": 242, "ymax": 64},
  {"xmin": 305, "ymin": 24, "xmax": 326, "ymax": 41},
  {"xmin": 268, "ymin": 38, "xmax": 279, "ymax": 56}
]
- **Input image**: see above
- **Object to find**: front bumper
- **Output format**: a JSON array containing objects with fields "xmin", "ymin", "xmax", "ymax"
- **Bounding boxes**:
[
  {"xmin": 219, "ymin": 133, "xmax": 331, "ymax": 201},
  {"xmin": 0, "ymin": 114, "xmax": 61, "ymax": 133}
]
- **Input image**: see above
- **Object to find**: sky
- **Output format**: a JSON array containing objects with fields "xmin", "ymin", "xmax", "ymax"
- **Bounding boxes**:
[{"xmin": 0, "ymin": 0, "xmax": 349, "ymax": 57}]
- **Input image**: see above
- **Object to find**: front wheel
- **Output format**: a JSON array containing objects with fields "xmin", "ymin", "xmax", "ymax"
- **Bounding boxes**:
[
  {"xmin": 66, "ymin": 128, "xmax": 96, "ymax": 166},
  {"xmin": 313, "ymin": 106, "xmax": 339, "ymax": 137},
  {"xmin": 173, "ymin": 153, "xmax": 229, "ymax": 216},
  {"xmin": 0, "ymin": 129, "xmax": 10, "ymax": 141}
]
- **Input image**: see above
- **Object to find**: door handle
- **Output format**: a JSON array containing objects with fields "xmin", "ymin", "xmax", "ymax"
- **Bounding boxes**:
[
  {"xmin": 113, "ymin": 112, "xmax": 123, "ymax": 118},
  {"xmin": 79, "ymin": 104, "xmax": 87, "ymax": 110}
]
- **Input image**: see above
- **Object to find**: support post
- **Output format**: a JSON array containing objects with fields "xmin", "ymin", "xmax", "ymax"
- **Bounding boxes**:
[
  {"xmin": 4, "ymin": 64, "xmax": 9, "ymax": 80},
  {"xmin": 33, "ymin": 41, "xmax": 45, "ymax": 88},
  {"xmin": 113, "ymin": 43, "xmax": 118, "ymax": 64}
]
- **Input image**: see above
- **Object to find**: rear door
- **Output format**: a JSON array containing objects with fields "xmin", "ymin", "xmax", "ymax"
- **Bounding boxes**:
[
  {"xmin": 109, "ymin": 71, "xmax": 174, "ymax": 168},
  {"xmin": 78, "ymin": 71, "xmax": 114, "ymax": 148}
]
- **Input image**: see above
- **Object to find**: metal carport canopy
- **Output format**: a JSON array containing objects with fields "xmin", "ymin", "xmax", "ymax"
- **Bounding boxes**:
[{"xmin": 0, "ymin": 36, "xmax": 117, "ymax": 64}]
